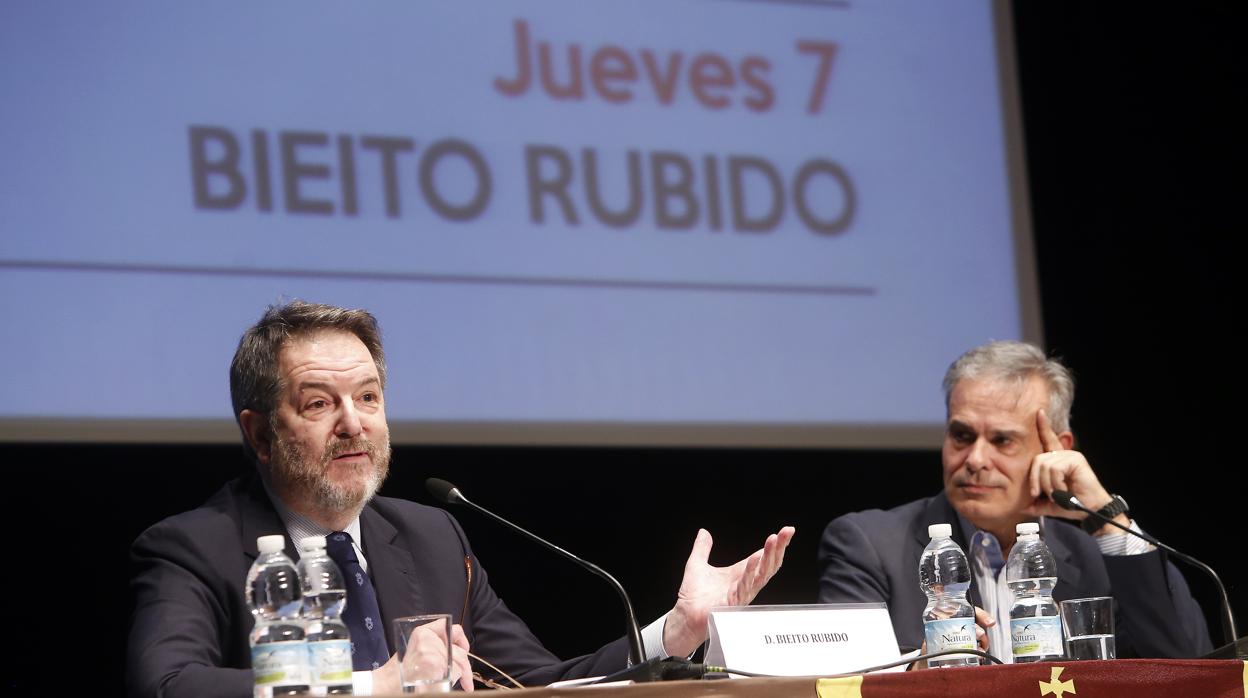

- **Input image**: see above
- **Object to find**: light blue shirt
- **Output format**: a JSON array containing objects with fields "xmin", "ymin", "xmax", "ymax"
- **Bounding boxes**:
[{"xmin": 957, "ymin": 515, "xmax": 1152, "ymax": 664}]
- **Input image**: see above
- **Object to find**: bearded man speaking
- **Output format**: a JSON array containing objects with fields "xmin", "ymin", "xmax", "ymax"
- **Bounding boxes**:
[{"xmin": 127, "ymin": 301, "xmax": 793, "ymax": 697}]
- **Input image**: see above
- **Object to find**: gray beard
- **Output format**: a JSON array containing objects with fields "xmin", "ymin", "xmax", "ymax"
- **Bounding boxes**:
[{"xmin": 270, "ymin": 431, "xmax": 391, "ymax": 515}]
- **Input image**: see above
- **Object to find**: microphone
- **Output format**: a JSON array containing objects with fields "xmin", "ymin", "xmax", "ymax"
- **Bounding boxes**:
[
  {"xmin": 426, "ymin": 478, "xmax": 466, "ymax": 505},
  {"xmin": 1051, "ymin": 490, "xmax": 1238, "ymax": 648},
  {"xmin": 424, "ymin": 478, "xmax": 650, "ymax": 674},
  {"xmin": 1049, "ymin": 490, "xmax": 1082, "ymax": 511}
]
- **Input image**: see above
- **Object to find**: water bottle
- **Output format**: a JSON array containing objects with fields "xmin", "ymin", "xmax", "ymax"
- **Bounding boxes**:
[
  {"xmin": 1006, "ymin": 522, "xmax": 1063, "ymax": 662},
  {"xmin": 247, "ymin": 535, "xmax": 309, "ymax": 697},
  {"xmin": 919, "ymin": 523, "xmax": 978, "ymax": 668},
  {"xmin": 298, "ymin": 536, "xmax": 354, "ymax": 695}
]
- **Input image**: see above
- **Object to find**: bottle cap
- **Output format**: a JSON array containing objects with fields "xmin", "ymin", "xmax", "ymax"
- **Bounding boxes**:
[
  {"xmin": 927, "ymin": 523, "xmax": 952, "ymax": 538},
  {"xmin": 257, "ymin": 534, "xmax": 286, "ymax": 554},
  {"xmin": 1016, "ymin": 522, "xmax": 1040, "ymax": 535},
  {"xmin": 301, "ymin": 535, "xmax": 328, "ymax": 551}
]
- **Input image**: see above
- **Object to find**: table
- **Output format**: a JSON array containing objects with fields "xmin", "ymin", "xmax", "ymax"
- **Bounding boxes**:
[{"xmin": 384, "ymin": 660, "xmax": 1244, "ymax": 698}]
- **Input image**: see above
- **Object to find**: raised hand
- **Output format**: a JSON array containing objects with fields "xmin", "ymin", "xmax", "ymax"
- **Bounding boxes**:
[
  {"xmin": 1023, "ymin": 409, "xmax": 1113, "ymax": 521},
  {"xmin": 662, "ymin": 526, "xmax": 795, "ymax": 658}
]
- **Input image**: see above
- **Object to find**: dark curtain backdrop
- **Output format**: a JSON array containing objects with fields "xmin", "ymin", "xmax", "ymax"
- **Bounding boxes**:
[{"xmin": 7, "ymin": 2, "xmax": 1243, "ymax": 692}]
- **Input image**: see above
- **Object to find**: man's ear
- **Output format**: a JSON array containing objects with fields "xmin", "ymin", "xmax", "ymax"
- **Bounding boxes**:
[
  {"xmin": 1059, "ymin": 431, "xmax": 1074, "ymax": 450},
  {"xmin": 239, "ymin": 409, "xmax": 273, "ymax": 464}
]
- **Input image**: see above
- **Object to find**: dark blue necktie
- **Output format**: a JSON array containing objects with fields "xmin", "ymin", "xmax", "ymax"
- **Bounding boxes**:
[{"xmin": 325, "ymin": 531, "xmax": 390, "ymax": 671}]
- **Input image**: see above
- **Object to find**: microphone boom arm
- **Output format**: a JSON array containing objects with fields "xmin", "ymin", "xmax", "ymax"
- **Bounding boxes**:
[
  {"xmin": 427, "ymin": 479, "xmax": 648, "ymax": 668},
  {"xmin": 1053, "ymin": 490, "xmax": 1237, "ymax": 645}
]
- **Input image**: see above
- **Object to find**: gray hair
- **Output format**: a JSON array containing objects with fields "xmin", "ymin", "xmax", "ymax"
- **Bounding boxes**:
[
  {"xmin": 942, "ymin": 340, "xmax": 1074, "ymax": 433},
  {"xmin": 230, "ymin": 300, "xmax": 386, "ymax": 462}
]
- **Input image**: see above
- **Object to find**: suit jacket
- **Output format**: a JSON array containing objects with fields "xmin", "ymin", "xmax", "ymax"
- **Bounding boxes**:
[
  {"xmin": 127, "ymin": 473, "xmax": 629, "ymax": 698},
  {"xmin": 816, "ymin": 492, "xmax": 1212, "ymax": 658}
]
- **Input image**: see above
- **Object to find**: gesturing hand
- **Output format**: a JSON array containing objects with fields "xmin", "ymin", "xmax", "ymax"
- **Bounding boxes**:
[{"xmin": 662, "ymin": 526, "xmax": 795, "ymax": 658}]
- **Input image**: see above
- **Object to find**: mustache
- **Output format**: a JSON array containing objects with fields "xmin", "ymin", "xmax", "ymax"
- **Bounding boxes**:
[
  {"xmin": 326, "ymin": 437, "xmax": 378, "ymax": 461},
  {"xmin": 952, "ymin": 473, "xmax": 1005, "ymax": 488}
]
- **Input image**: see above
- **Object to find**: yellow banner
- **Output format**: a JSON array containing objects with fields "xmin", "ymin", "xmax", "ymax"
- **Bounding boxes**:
[{"xmin": 816, "ymin": 676, "xmax": 863, "ymax": 698}]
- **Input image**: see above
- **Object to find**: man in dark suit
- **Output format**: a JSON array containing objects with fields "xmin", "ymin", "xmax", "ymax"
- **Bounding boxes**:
[
  {"xmin": 128, "ymin": 301, "xmax": 793, "ymax": 697},
  {"xmin": 817, "ymin": 341, "xmax": 1210, "ymax": 660}
]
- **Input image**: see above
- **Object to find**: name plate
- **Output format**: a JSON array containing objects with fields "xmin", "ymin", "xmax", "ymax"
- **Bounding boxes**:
[{"xmin": 706, "ymin": 603, "xmax": 900, "ymax": 677}]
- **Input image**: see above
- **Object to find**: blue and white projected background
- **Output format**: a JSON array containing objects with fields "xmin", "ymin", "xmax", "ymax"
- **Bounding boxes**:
[{"xmin": 0, "ymin": 1, "xmax": 1038, "ymax": 447}]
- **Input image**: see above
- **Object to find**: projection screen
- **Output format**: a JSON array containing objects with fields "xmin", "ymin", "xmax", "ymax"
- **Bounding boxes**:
[{"xmin": 0, "ymin": 0, "xmax": 1039, "ymax": 447}]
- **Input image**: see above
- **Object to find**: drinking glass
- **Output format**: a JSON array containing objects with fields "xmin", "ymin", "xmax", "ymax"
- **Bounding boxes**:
[
  {"xmin": 392, "ymin": 614, "xmax": 453, "ymax": 693},
  {"xmin": 1060, "ymin": 597, "xmax": 1115, "ymax": 660}
]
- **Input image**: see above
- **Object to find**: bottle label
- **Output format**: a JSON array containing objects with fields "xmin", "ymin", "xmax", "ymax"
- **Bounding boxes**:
[
  {"xmin": 308, "ymin": 639, "xmax": 354, "ymax": 684},
  {"xmin": 1011, "ymin": 616, "xmax": 1063, "ymax": 657},
  {"xmin": 251, "ymin": 640, "xmax": 309, "ymax": 686},
  {"xmin": 924, "ymin": 617, "xmax": 977, "ymax": 655}
]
